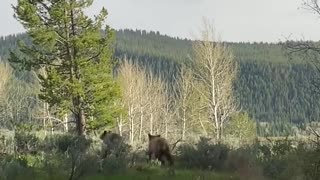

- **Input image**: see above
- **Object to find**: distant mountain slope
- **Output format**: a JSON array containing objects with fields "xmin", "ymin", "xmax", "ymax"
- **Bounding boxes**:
[
  {"xmin": 0, "ymin": 29, "xmax": 300, "ymax": 64},
  {"xmin": 0, "ymin": 29, "xmax": 319, "ymax": 135},
  {"xmin": 115, "ymin": 29, "xmax": 303, "ymax": 64}
]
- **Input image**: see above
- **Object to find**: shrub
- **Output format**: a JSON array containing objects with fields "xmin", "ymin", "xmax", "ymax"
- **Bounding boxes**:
[
  {"xmin": 225, "ymin": 112, "xmax": 257, "ymax": 146},
  {"xmin": 41, "ymin": 153, "xmax": 69, "ymax": 179},
  {"xmin": 14, "ymin": 131, "xmax": 40, "ymax": 154},
  {"xmin": 41, "ymin": 134, "xmax": 92, "ymax": 153},
  {"xmin": 298, "ymin": 149, "xmax": 320, "ymax": 180},
  {"xmin": 177, "ymin": 137, "xmax": 229, "ymax": 170},
  {"xmin": 254, "ymin": 139, "xmax": 320, "ymax": 180},
  {"xmin": 0, "ymin": 155, "xmax": 35, "ymax": 180},
  {"xmin": 100, "ymin": 156, "xmax": 128, "ymax": 174}
]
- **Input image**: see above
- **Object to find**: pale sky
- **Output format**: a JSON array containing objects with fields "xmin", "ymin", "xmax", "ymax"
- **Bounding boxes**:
[{"xmin": 2, "ymin": 0, "xmax": 320, "ymax": 42}]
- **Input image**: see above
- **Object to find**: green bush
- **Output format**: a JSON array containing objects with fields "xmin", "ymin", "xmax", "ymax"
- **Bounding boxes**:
[
  {"xmin": 225, "ymin": 146, "xmax": 258, "ymax": 170},
  {"xmin": 41, "ymin": 153, "xmax": 69, "ymax": 179},
  {"xmin": 0, "ymin": 155, "xmax": 35, "ymax": 180},
  {"xmin": 100, "ymin": 156, "xmax": 128, "ymax": 174},
  {"xmin": 177, "ymin": 137, "xmax": 229, "ymax": 170},
  {"xmin": 254, "ymin": 139, "xmax": 320, "ymax": 180},
  {"xmin": 225, "ymin": 112, "xmax": 257, "ymax": 146},
  {"xmin": 14, "ymin": 131, "xmax": 40, "ymax": 154},
  {"xmin": 297, "ymin": 149, "xmax": 320, "ymax": 180},
  {"xmin": 42, "ymin": 134, "xmax": 92, "ymax": 153}
]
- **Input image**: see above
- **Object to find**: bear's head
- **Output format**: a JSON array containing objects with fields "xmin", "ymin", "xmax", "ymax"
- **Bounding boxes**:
[
  {"xmin": 100, "ymin": 130, "xmax": 111, "ymax": 140},
  {"xmin": 148, "ymin": 133, "xmax": 161, "ymax": 141}
]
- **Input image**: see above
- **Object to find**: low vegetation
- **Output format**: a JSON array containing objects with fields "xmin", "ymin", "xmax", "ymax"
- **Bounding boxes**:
[
  {"xmin": 2, "ymin": 0, "xmax": 320, "ymax": 179},
  {"xmin": 1, "ymin": 130, "xmax": 320, "ymax": 180}
]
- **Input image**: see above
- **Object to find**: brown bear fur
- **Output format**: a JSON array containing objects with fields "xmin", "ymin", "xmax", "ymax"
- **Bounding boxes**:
[
  {"xmin": 147, "ymin": 133, "xmax": 173, "ymax": 166},
  {"xmin": 100, "ymin": 130, "xmax": 123, "ymax": 158}
]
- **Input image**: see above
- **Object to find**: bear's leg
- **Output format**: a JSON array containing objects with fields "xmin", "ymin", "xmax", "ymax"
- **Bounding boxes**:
[
  {"xmin": 101, "ymin": 149, "xmax": 108, "ymax": 159},
  {"xmin": 148, "ymin": 152, "xmax": 156, "ymax": 164},
  {"xmin": 165, "ymin": 152, "xmax": 174, "ymax": 166},
  {"xmin": 158, "ymin": 154, "xmax": 167, "ymax": 166}
]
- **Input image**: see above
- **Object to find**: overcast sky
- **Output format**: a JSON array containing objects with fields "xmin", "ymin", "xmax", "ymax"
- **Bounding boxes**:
[{"xmin": 2, "ymin": 0, "xmax": 320, "ymax": 42}]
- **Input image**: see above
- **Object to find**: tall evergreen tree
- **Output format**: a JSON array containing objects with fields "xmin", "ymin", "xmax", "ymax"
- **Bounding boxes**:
[{"xmin": 10, "ymin": 0, "xmax": 121, "ymax": 135}]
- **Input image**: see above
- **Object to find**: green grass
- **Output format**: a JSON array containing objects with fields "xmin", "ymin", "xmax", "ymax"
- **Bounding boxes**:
[
  {"xmin": 5, "ymin": 165, "xmax": 239, "ymax": 180},
  {"xmin": 80, "ymin": 168, "xmax": 239, "ymax": 180}
]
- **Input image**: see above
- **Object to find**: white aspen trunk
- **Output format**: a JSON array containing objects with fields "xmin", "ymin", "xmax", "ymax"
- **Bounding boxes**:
[
  {"xmin": 165, "ymin": 117, "xmax": 168, "ymax": 139},
  {"xmin": 212, "ymin": 75, "xmax": 220, "ymax": 140},
  {"xmin": 117, "ymin": 115, "xmax": 123, "ymax": 136},
  {"xmin": 50, "ymin": 118, "xmax": 53, "ymax": 135},
  {"xmin": 220, "ymin": 117, "xmax": 224, "ymax": 140},
  {"xmin": 43, "ymin": 103, "xmax": 46, "ymax": 136},
  {"xmin": 139, "ymin": 104, "xmax": 143, "ymax": 141},
  {"xmin": 198, "ymin": 111, "xmax": 208, "ymax": 136},
  {"xmin": 44, "ymin": 102, "xmax": 53, "ymax": 135},
  {"xmin": 214, "ymin": 105, "xmax": 220, "ymax": 140},
  {"xmin": 64, "ymin": 114, "xmax": 68, "ymax": 132},
  {"xmin": 129, "ymin": 106, "xmax": 134, "ymax": 145},
  {"xmin": 182, "ymin": 108, "xmax": 186, "ymax": 140},
  {"xmin": 150, "ymin": 113, "xmax": 153, "ymax": 134}
]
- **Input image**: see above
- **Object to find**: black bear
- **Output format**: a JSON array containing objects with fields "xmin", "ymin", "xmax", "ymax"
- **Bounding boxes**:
[
  {"xmin": 100, "ymin": 130, "xmax": 123, "ymax": 158},
  {"xmin": 147, "ymin": 133, "xmax": 173, "ymax": 166}
]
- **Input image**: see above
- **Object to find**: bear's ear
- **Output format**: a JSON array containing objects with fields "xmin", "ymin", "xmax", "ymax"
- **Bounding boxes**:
[
  {"xmin": 148, "ymin": 133, "xmax": 153, "ymax": 140},
  {"xmin": 100, "ymin": 130, "xmax": 107, "ymax": 139}
]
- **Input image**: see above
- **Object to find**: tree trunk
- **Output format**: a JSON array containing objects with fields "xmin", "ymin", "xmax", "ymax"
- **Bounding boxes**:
[
  {"xmin": 150, "ymin": 113, "xmax": 153, "ymax": 134},
  {"xmin": 215, "ymin": 126, "xmax": 220, "ymax": 141},
  {"xmin": 64, "ymin": 113, "xmax": 68, "ymax": 132},
  {"xmin": 220, "ymin": 120, "xmax": 224, "ymax": 141},
  {"xmin": 198, "ymin": 111, "xmax": 208, "ymax": 136},
  {"xmin": 129, "ymin": 106, "xmax": 134, "ymax": 145},
  {"xmin": 76, "ymin": 108, "xmax": 86, "ymax": 136},
  {"xmin": 214, "ymin": 104, "xmax": 221, "ymax": 141},
  {"xmin": 49, "ymin": 118, "xmax": 54, "ymax": 135},
  {"xmin": 73, "ymin": 95, "xmax": 86, "ymax": 136},
  {"xmin": 117, "ymin": 115, "xmax": 123, "ymax": 136},
  {"xmin": 165, "ymin": 117, "xmax": 168, "ymax": 139},
  {"xmin": 43, "ymin": 103, "xmax": 47, "ymax": 136},
  {"xmin": 139, "ymin": 104, "xmax": 143, "ymax": 141},
  {"xmin": 182, "ymin": 108, "xmax": 186, "ymax": 140}
]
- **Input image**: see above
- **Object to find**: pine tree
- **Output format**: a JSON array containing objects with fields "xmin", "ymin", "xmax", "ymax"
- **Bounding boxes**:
[{"xmin": 10, "ymin": 0, "xmax": 121, "ymax": 135}]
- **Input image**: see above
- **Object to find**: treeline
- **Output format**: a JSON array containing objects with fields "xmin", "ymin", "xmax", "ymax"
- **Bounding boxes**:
[
  {"xmin": 0, "ymin": 29, "xmax": 319, "ymax": 136},
  {"xmin": 114, "ymin": 30, "xmax": 320, "ymax": 127}
]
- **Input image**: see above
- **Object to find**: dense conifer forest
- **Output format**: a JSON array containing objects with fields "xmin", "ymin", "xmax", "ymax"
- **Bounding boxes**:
[{"xmin": 0, "ymin": 29, "xmax": 318, "ymax": 136}]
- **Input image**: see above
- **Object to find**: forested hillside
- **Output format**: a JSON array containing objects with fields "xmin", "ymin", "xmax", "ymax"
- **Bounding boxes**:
[
  {"xmin": 114, "ymin": 29, "xmax": 320, "ymax": 130},
  {"xmin": 0, "ymin": 29, "xmax": 318, "ymax": 135}
]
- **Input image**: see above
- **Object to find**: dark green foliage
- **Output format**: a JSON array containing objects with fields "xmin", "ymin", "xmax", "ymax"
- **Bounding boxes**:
[
  {"xmin": 235, "ymin": 62, "xmax": 318, "ymax": 127},
  {"xmin": 9, "ymin": 0, "xmax": 122, "ymax": 135},
  {"xmin": 2, "ymin": 29, "xmax": 320, "ymax": 136},
  {"xmin": 177, "ymin": 137, "xmax": 229, "ymax": 170},
  {"xmin": 14, "ymin": 130, "xmax": 40, "ymax": 154},
  {"xmin": 175, "ymin": 136, "xmax": 320, "ymax": 180},
  {"xmin": 114, "ymin": 30, "xmax": 320, "ymax": 131},
  {"xmin": 0, "ymin": 155, "xmax": 35, "ymax": 180},
  {"xmin": 4, "ymin": 131, "xmax": 320, "ymax": 180},
  {"xmin": 43, "ymin": 134, "xmax": 92, "ymax": 154},
  {"xmin": 250, "ymin": 139, "xmax": 320, "ymax": 180},
  {"xmin": 100, "ymin": 156, "xmax": 128, "ymax": 174}
]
